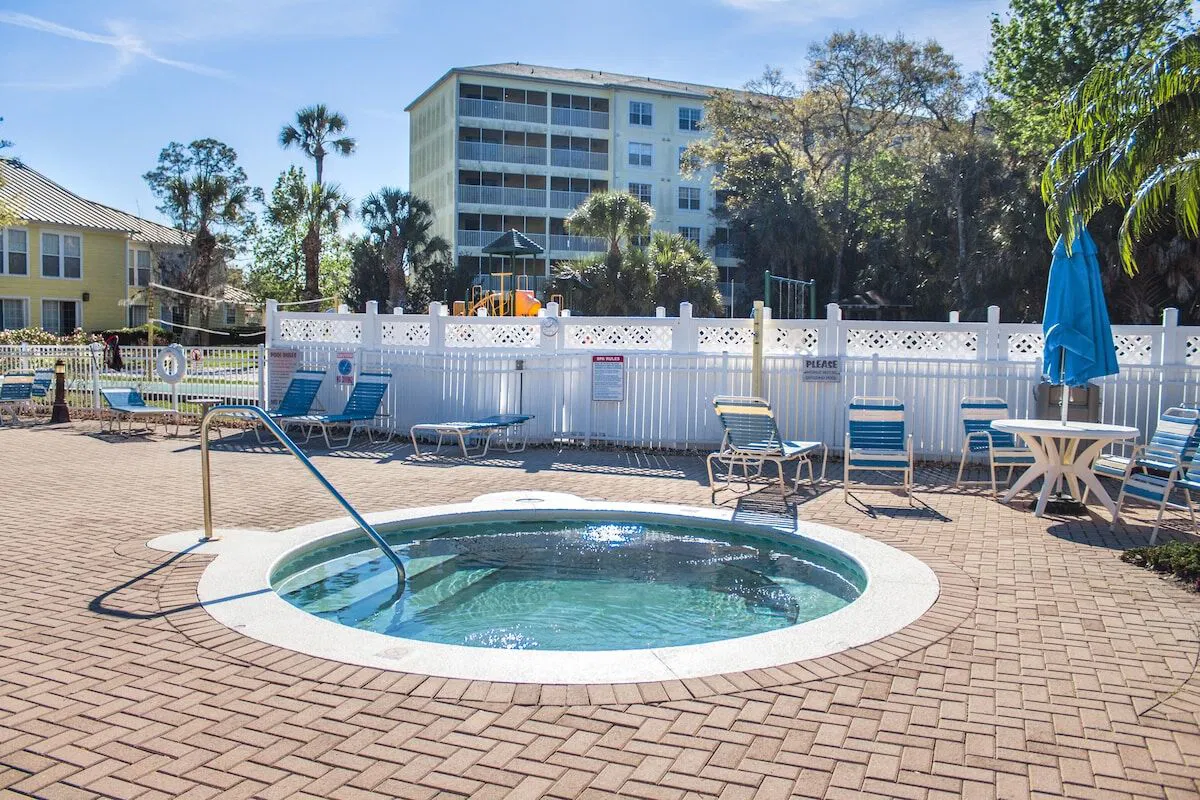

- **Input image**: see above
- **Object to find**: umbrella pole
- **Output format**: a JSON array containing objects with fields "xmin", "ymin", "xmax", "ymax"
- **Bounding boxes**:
[{"xmin": 1060, "ymin": 350, "xmax": 1069, "ymax": 425}]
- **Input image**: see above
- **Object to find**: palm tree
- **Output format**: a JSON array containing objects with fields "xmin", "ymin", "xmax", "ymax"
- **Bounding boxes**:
[
  {"xmin": 279, "ymin": 104, "xmax": 356, "ymax": 186},
  {"xmin": 565, "ymin": 191, "xmax": 653, "ymax": 263},
  {"xmin": 1043, "ymin": 33, "xmax": 1200, "ymax": 272},
  {"xmin": 280, "ymin": 105, "xmax": 356, "ymax": 300},
  {"xmin": 300, "ymin": 183, "xmax": 352, "ymax": 301},
  {"xmin": 645, "ymin": 231, "xmax": 725, "ymax": 317},
  {"xmin": 359, "ymin": 188, "xmax": 437, "ymax": 311}
]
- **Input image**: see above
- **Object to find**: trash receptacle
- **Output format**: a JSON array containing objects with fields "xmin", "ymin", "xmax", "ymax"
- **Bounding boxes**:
[{"xmin": 1033, "ymin": 382, "xmax": 1101, "ymax": 423}]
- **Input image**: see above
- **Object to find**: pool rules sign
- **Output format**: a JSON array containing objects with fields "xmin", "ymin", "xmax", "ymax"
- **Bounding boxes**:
[
  {"xmin": 592, "ymin": 355, "xmax": 625, "ymax": 401},
  {"xmin": 802, "ymin": 357, "xmax": 843, "ymax": 383}
]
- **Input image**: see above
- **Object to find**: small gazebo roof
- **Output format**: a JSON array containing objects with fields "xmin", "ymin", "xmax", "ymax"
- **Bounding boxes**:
[{"xmin": 482, "ymin": 229, "xmax": 544, "ymax": 256}]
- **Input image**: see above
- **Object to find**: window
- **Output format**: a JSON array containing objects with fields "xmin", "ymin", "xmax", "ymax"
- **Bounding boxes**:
[
  {"xmin": 678, "ymin": 146, "xmax": 702, "ymax": 172},
  {"xmin": 128, "ymin": 304, "xmax": 147, "ymax": 327},
  {"xmin": 225, "ymin": 304, "xmax": 237, "ymax": 325},
  {"xmin": 679, "ymin": 106, "xmax": 703, "ymax": 131},
  {"xmin": 628, "ymin": 142, "xmax": 653, "ymax": 167},
  {"xmin": 0, "ymin": 298, "xmax": 27, "ymax": 330},
  {"xmin": 1, "ymin": 229, "xmax": 28, "ymax": 275},
  {"xmin": 41, "ymin": 232, "xmax": 82, "ymax": 278},
  {"xmin": 128, "ymin": 248, "xmax": 151, "ymax": 286},
  {"xmin": 678, "ymin": 226, "xmax": 701, "ymax": 246},
  {"xmin": 41, "ymin": 299, "xmax": 80, "ymax": 335},
  {"xmin": 678, "ymin": 187, "xmax": 701, "ymax": 211},
  {"xmin": 628, "ymin": 182, "xmax": 652, "ymax": 206},
  {"xmin": 629, "ymin": 101, "xmax": 653, "ymax": 127}
]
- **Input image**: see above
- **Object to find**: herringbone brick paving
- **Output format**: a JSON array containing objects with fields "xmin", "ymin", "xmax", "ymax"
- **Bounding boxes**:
[{"xmin": 1, "ymin": 422, "xmax": 1199, "ymax": 798}]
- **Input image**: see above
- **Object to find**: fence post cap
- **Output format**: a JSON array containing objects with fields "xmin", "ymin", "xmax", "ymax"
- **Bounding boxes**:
[
  {"xmin": 546, "ymin": 301, "xmax": 560, "ymax": 317},
  {"xmin": 678, "ymin": 302, "xmax": 693, "ymax": 319},
  {"xmin": 987, "ymin": 305, "xmax": 1001, "ymax": 324},
  {"xmin": 365, "ymin": 300, "xmax": 378, "ymax": 315},
  {"xmin": 1163, "ymin": 307, "xmax": 1180, "ymax": 326},
  {"xmin": 825, "ymin": 303, "xmax": 842, "ymax": 320},
  {"xmin": 656, "ymin": 306, "xmax": 667, "ymax": 318}
]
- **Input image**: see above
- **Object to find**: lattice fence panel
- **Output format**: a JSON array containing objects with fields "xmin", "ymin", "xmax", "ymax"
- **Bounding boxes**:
[
  {"xmin": 771, "ymin": 328, "xmax": 819, "ymax": 355},
  {"xmin": 1113, "ymin": 334, "xmax": 1153, "ymax": 365},
  {"xmin": 845, "ymin": 328, "xmax": 977, "ymax": 358},
  {"xmin": 1007, "ymin": 333, "xmax": 1043, "ymax": 362},
  {"xmin": 278, "ymin": 317, "xmax": 363, "ymax": 343},
  {"xmin": 697, "ymin": 325, "xmax": 752, "ymax": 353},
  {"xmin": 444, "ymin": 323, "xmax": 538, "ymax": 349},
  {"xmin": 1187, "ymin": 336, "xmax": 1200, "ymax": 365},
  {"xmin": 380, "ymin": 321, "xmax": 431, "ymax": 347},
  {"xmin": 564, "ymin": 324, "xmax": 673, "ymax": 350}
]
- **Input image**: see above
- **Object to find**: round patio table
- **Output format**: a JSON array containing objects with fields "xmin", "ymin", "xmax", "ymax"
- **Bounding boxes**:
[
  {"xmin": 992, "ymin": 419, "xmax": 1139, "ymax": 519},
  {"xmin": 190, "ymin": 397, "xmax": 227, "ymax": 437}
]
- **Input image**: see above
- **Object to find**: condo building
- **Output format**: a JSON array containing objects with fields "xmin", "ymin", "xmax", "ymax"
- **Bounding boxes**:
[{"xmin": 406, "ymin": 63, "xmax": 738, "ymax": 304}]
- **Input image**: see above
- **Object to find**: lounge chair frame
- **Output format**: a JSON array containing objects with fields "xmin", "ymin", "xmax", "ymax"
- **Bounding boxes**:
[
  {"xmin": 706, "ymin": 395, "xmax": 827, "ymax": 502},
  {"xmin": 410, "ymin": 414, "xmax": 534, "ymax": 458},
  {"xmin": 844, "ymin": 395, "xmax": 914, "ymax": 505},
  {"xmin": 280, "ymin": 370, "xmax": 391, "ymax": 449},
  {"xmin": 954, "ymin": 396, "xmax": 1037, "ymax": 496},
  {"xmin": 0, "ymin": 371, "xmax": 34, "ymax": 426},
  {"xmin": 100, "ymin": 387, "xmax": 181, "ymax": 436}
]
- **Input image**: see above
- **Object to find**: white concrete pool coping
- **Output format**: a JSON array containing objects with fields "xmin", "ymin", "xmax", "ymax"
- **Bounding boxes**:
[{"xmin": 149, "ymin": 491, "xmax": 940, "ymax": 684}]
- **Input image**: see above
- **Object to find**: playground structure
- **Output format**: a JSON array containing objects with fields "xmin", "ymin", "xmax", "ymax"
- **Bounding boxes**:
[
  {"xmin": 454, "ymin": 273, "xmax": 543, "ymax": 317},
  {"xmin": 764, "ymin": 270, "xmax": 817, "ymax": 319}
]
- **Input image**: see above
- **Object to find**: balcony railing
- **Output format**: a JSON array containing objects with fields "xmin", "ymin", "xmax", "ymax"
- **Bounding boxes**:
[
  {"xmin": 714, "ymin": 244, "xmax": 739, "ymax": 259},
  {"xmin": 550, "ymin": 107, "xmax": 610, "ymax": 129},
  {"xmin": 458, "ymin": 230, "xmax": 547, "ymax": 249},
  {"xmin": 457, "ymin": 141, "xmax": 547, "ymax": 165},
  {"xmin": 549, "ymin": 234, "xmax": 606, "ymax": 253},
  {"xmin": 549, "ymin": 190, "xmax": 593, "ymax": 210},
  {"xmin": 458, "ymin": 97, "xmax": 548, "ymax": 124},
  {"xmin": 549, "ymin": 149, "xmax": 609, "ymax": 171},
  {"xmin": 457, "ymin": 185, "xmax": 547, "ymax": 208}
]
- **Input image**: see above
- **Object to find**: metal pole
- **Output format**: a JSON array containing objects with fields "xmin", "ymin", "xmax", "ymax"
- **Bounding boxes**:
[
  {"xmin": 751, "ymin": 300, "xmax": 764, "ymax": 397},
  {"xmin": 809, "ymin": 280, "xmax": 818, "ymax": 320},
  {"xmin": 763, "ymin": 270, "xmax": 771, "ymax": 310}
]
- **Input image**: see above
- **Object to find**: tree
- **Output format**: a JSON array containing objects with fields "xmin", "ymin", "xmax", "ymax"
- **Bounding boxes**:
[
  {"xmin": 1043, "ymin": 32, "xmax": 1200, "ymax": 273},
  {"xmin": 346, "ymin": 236, "xmax": 389, "ymax": 312},
  {"xmin": 0, "ymin": 118, "xmax": 15, "ymax": 228},
  {"xmin": 246, "ymin": 166, "xmax": 351, "ymax": 305},
  {"xmin": 143, "ymin": 139, "xmax": 252, "ymax": 337},
  {"xmin": 358, "ymin": 189, "xmax": 448, "ymax": 312},
  {"xmin": 280, "ymin": 104, "xmax": 356, "ymax": 300},
  {"xmin": 643, "ymin": 232, "xmax": 725, "ymax": 316},
  {"xmin": 279, "ymin": 104, "xmax": 356, "ymax": 187},
  {"xmin": 565, "ymin": 191, "xmax": 653, "ymax": 264},
  {"xmin": 988, "ymin": 0, "xmax": 1192, "ymax": 158}
]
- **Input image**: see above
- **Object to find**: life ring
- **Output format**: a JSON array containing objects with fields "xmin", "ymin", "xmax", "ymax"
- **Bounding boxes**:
[{"xmin": 155, "ymin": 344, "xmax": 187, "ymax": 384}]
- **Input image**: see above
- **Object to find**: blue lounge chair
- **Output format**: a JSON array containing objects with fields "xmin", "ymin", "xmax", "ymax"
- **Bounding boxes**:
[
  {"xmin": 253, "ymin": 367, "xmax": 327, "ymax": 443},
  {"xmin": 845, "ymin": 396, "xmax": 913, "ymax": 504},
  {"xmin": 954, "ymin": 397, "xmax": 1037, "ymax": 496},
  {"xmin": 706, "ymin": 395, "xmax": 826, "ymax": 501},
  {"xmin": 0, "ymin": 371, "xmax": 34, "ymax": 426},
  {"xmin": 282, "ymin": 370, "xmax": 391, "ymax": 449},
  {"xmin": 31, "ymin": 368, "xmax": 53, "ymax": 402},
  {"xmin": 100, "ymin": 387, "xmax": 180, "ymax": 436},
  {"xmin": 410, "ymin": 413, "xmax": 534, "ymax": 458}
]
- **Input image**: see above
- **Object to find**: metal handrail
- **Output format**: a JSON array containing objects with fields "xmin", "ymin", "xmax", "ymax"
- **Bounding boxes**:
[{"xmin": 199, "ymin": 404, "xmax": 406, "ymax": 584}]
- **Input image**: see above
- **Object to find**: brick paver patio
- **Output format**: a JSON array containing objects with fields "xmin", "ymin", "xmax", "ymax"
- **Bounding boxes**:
[{"xmin": 1, "ymin": 421, "xmax": 1199, "ymax": 799}]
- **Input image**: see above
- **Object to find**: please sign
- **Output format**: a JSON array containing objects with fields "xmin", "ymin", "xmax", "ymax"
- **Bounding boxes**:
[{"xmin": 802, "ymin": 357, "xmax": 843, "ymax": 383}]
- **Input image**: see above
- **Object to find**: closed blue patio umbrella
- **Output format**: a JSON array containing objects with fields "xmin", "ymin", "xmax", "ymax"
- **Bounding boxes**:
[{"xmin": 1042, "ymin": 224, "xmax": 1119, "ymax": 424}]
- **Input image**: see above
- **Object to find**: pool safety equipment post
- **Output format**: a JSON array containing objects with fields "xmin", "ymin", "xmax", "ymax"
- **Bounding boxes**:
[
  {"xmin": 752, "ymin": 300, "xmax": 765, "ymax": 397},
  {"xmin": 199, "ymin": 405, "xmax": 406, "ymax": 585}
]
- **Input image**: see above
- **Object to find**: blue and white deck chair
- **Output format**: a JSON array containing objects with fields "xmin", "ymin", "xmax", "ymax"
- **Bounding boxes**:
[
  {"xmin": 0, "ymin": 370, "xmax": 34, "ymax": 426},
  {"xmin": 282, "ymin": 369, "xmax": 391, "ymax": 449},
  {"xmin": 1102, "ymin": 407, "xmax": 1200, "ymax": 544},
  {"xmin": 706, "ymin": 395, "xmax": 827, "ymax": 501},
  {"xmin": 1093, "ymin": 407, "xmax": 1200, "ymax": 485},
  {"xmin": 31, "ymin": 368, "xmax": 53, "ymax": 402},
  {"xmin": 99, "ymin": 387, "xmax": 181, "ymax": 436},
  {"xmin": 844, "ymin": 396, "xmax": 913, "ymax": 504},
  {"xmin": 254, "ymin": 366, "xmax": 326, "ymax": 443},
  {"xmin": 954, "ymin": 397, "xmax": 1036, "ymax": 496}
]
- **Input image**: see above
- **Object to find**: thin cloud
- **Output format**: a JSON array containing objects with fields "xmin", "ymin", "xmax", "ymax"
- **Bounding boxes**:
[
  {"xmin": 717, "ymin": 0, "xmax": 887, "ymax": 23},
  {"xmin": 0, "ymin": 11, "xmax": 228, "ymax": 88}
]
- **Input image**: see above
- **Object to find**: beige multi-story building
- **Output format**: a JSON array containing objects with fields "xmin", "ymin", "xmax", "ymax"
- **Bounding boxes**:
[{"xmin": 406, "ymin": 63, "xmax": 738, "ymax": 304}]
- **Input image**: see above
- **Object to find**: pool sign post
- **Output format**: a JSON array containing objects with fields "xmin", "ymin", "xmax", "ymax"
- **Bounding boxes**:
[
  {"xmin": 592, "ymin": 355, "xmax": 624, "ymax": 401},
  {"xmin": 336, "ymin": 351, "xmax": 356, "ymax": 386}
]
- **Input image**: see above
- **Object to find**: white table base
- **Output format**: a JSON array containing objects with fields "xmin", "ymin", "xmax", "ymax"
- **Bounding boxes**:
[{"xmin": 1000, "ymin": 435, "xmax": 1119, "ymax": 518}]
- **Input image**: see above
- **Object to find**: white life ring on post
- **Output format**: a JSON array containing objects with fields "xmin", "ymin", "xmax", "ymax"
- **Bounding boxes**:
[{"xmin": 155, "ymin": 344, "xmax": 187, "ymax": 384}]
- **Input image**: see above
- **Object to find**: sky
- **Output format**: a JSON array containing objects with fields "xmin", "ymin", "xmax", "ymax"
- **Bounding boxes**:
[{"xmin": 0, "ymin": 0, "xmax": 1005, "ymax": 228}]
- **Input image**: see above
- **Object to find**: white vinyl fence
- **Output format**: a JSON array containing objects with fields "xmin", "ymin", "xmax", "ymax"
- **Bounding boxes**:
[
  {"xmin": 6, "ymin": 300, "xmax": 1200, "ymax": 460},
  {"xmin": 260, "ymin": 300, "xmax": 1200, "ymax": 460}
]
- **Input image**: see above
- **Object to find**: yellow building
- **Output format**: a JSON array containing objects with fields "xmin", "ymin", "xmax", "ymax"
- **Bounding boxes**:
[{"xmin": 0, "ymin": 158, "xmax": 189, "ymax": 334}]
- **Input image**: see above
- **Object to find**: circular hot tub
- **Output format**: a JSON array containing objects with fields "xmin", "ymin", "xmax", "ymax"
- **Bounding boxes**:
[{"xmin": 157, "ymin": 493, "xmax": 939, "ymax": 683}]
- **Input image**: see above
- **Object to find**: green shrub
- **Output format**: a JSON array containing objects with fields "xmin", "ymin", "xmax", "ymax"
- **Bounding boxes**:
[
  {"xmin": 1121, "ymin": 542, "xmax": 1200, "ymax": 589},
  {"xmin": 99, "ymin": 324, "xmax": 174, "ymax": 345}
]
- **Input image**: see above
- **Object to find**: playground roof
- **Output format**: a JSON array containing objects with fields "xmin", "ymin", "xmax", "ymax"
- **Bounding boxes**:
[{"xmin": 482, "ymin": 229, "xmax": 544, "ymax": 256}]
